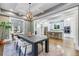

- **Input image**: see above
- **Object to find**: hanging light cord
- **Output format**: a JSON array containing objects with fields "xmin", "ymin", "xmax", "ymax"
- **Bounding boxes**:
[{"xmin": 29, "ymin": 3, "xmax": 31, "ymax": 12}]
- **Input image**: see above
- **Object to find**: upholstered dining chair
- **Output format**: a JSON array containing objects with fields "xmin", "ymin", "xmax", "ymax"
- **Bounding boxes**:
[
  {"xmin": 16, "ymin": 38, "xmax": 32, "ymax": 56},
  {"xmin": 19, "ymin": 40, "xmax": 32, "ymax": 56},
  {"xmin": 13, "ymin": 35, "xmax": 32, "ymax": 56}
]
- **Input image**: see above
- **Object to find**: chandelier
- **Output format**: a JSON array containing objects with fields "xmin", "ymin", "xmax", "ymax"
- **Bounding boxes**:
[{"xmin": 26, "ymin": 3, "xmax": 33, "ymax": 22}]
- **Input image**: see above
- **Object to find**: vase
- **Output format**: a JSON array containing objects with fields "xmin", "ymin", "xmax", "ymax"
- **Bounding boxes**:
[
  {"xmin": 28, "ymin": 32, "xmax": 32, "ymax": 37},
  {"xmin": 0, "ymin": 39, "xmax": 5, "ymax": 45}
]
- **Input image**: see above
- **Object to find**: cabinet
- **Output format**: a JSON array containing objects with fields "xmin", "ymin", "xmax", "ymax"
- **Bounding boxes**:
[{"xmin": 47, "ymin": 32, "xmax": 63, "ymax": 39}]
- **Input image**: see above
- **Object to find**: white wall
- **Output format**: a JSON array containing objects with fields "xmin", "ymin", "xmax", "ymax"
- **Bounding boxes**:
[
  {"xmin": 63, "ymin": 14, "xmax": 78, "ymax": 43},
  {"xmin": 63, "ymin": 7, "xmax": 78, "ymax": 47}
]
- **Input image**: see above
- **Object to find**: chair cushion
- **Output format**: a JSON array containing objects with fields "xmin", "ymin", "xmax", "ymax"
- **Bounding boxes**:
[{"xmin": 21, "ymin": 45, "xmax": 32, "ymax": 54}]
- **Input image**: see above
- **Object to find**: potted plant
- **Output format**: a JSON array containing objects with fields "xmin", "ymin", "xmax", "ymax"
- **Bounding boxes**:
[{"xmin": 0, "ymin": 21, "xmax": 11, "ymax": 45}]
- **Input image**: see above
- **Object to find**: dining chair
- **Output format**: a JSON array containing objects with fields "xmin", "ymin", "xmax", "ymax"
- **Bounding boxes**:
[{"xmin": 16, "ymin": 38, "xmax": 32, "ymax": 56}]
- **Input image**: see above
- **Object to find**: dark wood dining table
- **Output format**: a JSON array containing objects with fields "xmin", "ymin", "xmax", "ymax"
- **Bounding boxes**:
[{"xmin": 17, "ymin": 34, "xmax": 49, "ymax": 56}]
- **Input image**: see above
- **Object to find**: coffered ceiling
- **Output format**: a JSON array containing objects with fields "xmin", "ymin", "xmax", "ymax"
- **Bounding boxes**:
[
  {"xmin": 0, "ymin": 3, "xmax": 59, "ymax": 17},
  {"xmin": 0, "ymin": 3, "xmax": 79, "ymax": 21}
]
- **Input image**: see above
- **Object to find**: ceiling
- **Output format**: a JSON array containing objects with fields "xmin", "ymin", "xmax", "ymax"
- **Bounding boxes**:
[
  {"xmin": 0, "ymin": 3, "xmax": 48, "ymax": 16},
  {"xmin": 0, "ymin": 3, "xmax": 60, "ymax": 18},
  {"xmin": 0, "ymin": 3, "xmax": 79, "ymax": 20}
]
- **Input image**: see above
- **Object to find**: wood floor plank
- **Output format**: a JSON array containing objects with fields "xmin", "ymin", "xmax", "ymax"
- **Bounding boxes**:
[{"xmin": 0, "ymin": 45, "xmax": 4, "ymax": 56}]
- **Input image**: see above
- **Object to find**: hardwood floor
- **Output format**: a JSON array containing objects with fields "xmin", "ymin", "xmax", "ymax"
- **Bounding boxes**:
[
  {"xmin": 0, "ymin": 38, "xmax": 79, "ymax": 56},
  {"xmin": 49, "ymin": 38, "xmax": 63, "ymax": 45},
  {"xmin": 49, "ymin": 38, "xmax": 79, "ymax": 56},
  {"xmin": 0, "ymin": 45, "xmax": 4, "ymax": 56}
]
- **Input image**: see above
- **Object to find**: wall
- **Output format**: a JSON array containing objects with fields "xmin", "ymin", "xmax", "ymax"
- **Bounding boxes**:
[
  {"xmin": 63, "ymin": 15, "xmax": 78, "ymax": 41},
  {"xmin": 63, "ymin": 7, "xmax": 78, "ymax": 46}
]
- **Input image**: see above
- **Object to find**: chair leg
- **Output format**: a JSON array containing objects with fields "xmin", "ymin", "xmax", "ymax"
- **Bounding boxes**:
[
  {"xmin": 16, "ymin": 42, "xmax": 18, "ymax": 50},
  {"xmin": 40, "ymin": 42, "xmax": 43, "ymax": 52},
  {"xmin": 41, "ymin": 43, "xmax": 43, "ymax": 51},
  {"xmin": 24, "ymin": 47, "xmax": 27, "ymax": 56},
  {"xmin": 19, "ymin": 46, "xmax": 21, "ymax": 56}
]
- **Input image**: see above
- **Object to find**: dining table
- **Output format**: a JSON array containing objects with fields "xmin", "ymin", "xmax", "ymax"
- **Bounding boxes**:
[{"xmin": 17, "ymin": 34, "xmax": 49, "ymax": 56}]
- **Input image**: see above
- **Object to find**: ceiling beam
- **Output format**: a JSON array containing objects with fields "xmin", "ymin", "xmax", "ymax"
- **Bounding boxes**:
[
  {"xmin": 0, "ymin": 8, "xmax": 24, "ymax": 16},
  {"xmin": 34, "ymin": 3, "xmax": 79, "ymax": 21},
  {"xmin": 34, "ymin": 3, "xmax": 66, "ymax": 17}
]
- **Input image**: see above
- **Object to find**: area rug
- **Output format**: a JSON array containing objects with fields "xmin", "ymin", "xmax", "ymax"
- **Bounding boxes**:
[{"xmin": 3, "ymin": 42, "xmax": 65, "ymax": 56}]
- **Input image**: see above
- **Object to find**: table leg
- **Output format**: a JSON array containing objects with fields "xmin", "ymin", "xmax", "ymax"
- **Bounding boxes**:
[
  {"xmin": 32, "ymin": 43, "xmax": 38, "ymax": 56},
  {"xmin": 45, "ymin": 39, "xmax": 49, "ymax": 52}
]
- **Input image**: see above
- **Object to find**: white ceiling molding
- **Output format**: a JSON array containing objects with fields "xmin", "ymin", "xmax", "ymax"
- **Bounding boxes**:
[
  {"xmin": 36, "ymin": 6, "xmax": 78, "ymax": 23},
  {"xmin": 36, "ymin": 4, "xmax": 79, "ymax": 23},
  {"xmin": 34, "ymin": 3, "xmax": 79, "ymax": 20}
]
